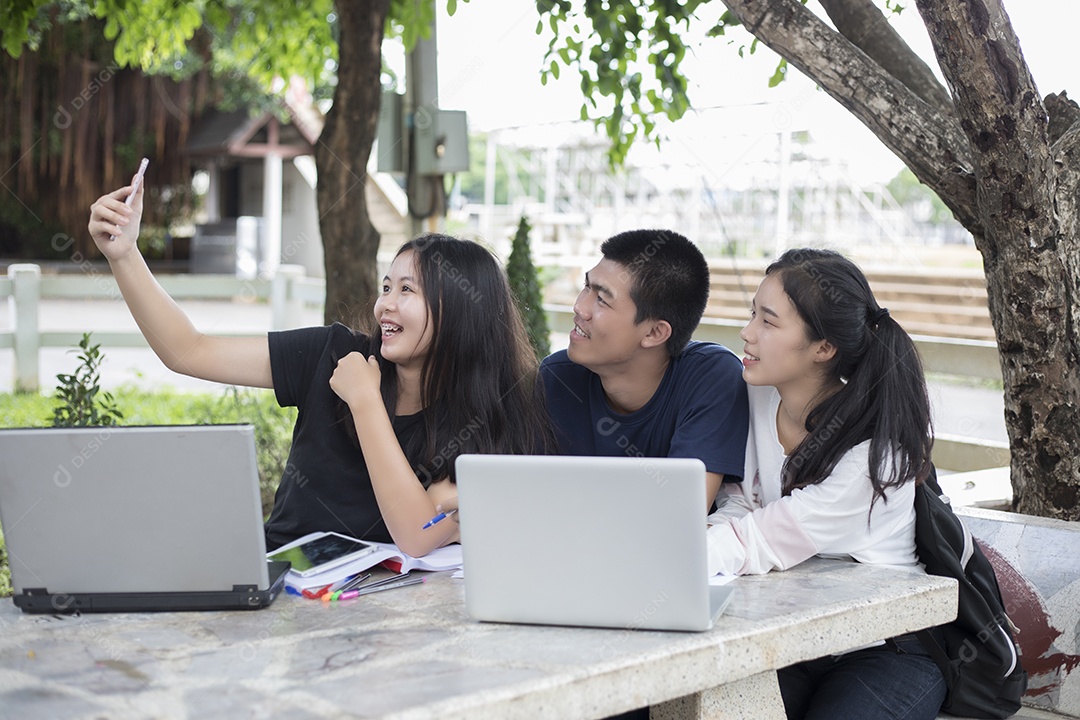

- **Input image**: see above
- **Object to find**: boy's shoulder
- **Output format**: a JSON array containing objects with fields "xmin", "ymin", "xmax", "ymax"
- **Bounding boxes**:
[
  {"xmin": 540, "ymin": 348, "xmax": 572, "ymax": 368},
  {"xmin": 540, "ymin": 349, "xmax": 588, "ymax": 376},
  {"xmin": 676, "ymin": 341, "xmax": 743, "ymax": 373}
]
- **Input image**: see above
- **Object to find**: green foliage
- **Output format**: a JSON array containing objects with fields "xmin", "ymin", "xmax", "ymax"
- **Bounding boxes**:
[
  {"xmin": 543, "ymin": 0, "xmax": 805, "ymax": 165},
  {"xmin": 887, "ymin": 167, "xmax": 955, "ymax": 225},
  {"xmin": 0, "ymin": 529, "xmax": 10, "ymax": 599},
  {"xmin": 456, "ymin": 131, "xmax": 533, "ymax": 205},
  {"xmin": 50, "ymin": 333, "xmax": 124, "ymax": 427},
  {"xmin": 387, "ymin": 0, "xmax": 436, "ymax": 50},
  {"xmin": 0, "ymin": 0, "xmax": 50, "ymax": 56},
  {"xmin": 89, "ymin": 0, "xmax": 337, "ymax": 91},
  {"xmin": 4, "ymin": 0, "xmax": 339, "ymax": 106},
  {"xmin": 768, "ymin": 58, "xmax": 788, "ymax": 88},
  {"xmin": 539, "ymin": 0, "xmax": 700, "ymax": 166},
  {"xmin": 538, "ymin": 0, "xmax": 814, "ymax": 165},
  {"xmin": 506, "ymin": 215, "xmax": 551, "ymax": 360}
]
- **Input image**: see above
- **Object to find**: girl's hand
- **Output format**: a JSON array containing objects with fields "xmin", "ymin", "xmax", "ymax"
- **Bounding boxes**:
[
  {"xmin": 330, "ymin": 352, "xmax": 383, "ymax": 410},
  {"xmin": 88, "ymin": 178, "xmax": 144, "ymax": 261},
  {"xmin": 433, "ymin": 500, "xmax": 459, "ymax": 525}
]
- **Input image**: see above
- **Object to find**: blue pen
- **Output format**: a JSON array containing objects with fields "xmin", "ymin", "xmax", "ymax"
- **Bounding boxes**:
[{"xmin": 421, "ymin": 508, "xmax": 458, "ymax": 529}]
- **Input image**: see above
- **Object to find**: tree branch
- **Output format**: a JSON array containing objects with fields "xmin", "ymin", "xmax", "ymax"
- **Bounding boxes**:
[
  {"xmin": 720, "ymin": 0, "xmax": 980, "ymax": 234},
  {"xmin": 818, "ymin": 0, "xmax": 953, "ymax": 115},
  {"xmin": 1046, "ymin": 91, "xmax": 1080, "ymax": 148},
  {"xmin": 913, "ymin": 0, "xmax": 1053, "ymax": 260}
]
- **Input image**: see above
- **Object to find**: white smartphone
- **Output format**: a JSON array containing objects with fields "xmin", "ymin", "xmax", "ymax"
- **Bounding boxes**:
[
  {"xmin": 110, "ymin": 157, "xmax": 149, "ymax": 241},
  {"xmin": 125, "ymin": 157, "xmax": 149, "ymax": 207},
  {"xmin": 266, "ymin": 531, "xmax": 378, "ymax": 577}
]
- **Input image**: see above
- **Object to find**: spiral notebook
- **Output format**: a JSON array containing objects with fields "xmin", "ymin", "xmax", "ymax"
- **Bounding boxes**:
[{"xmin": 0, "ymin": 425, "xmax": 288, "ymax": 613}]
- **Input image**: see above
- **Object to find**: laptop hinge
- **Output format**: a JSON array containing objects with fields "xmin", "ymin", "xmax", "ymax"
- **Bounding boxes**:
[{"xmin": 232, "ymin": 584, "xmax": 259, "ymax": 593}]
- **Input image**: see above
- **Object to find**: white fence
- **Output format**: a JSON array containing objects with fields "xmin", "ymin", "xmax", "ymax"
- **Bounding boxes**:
[
  {"xmin": 1, "ymin": 263, "xmax": 324, "ymax": 393},
  {"xmin": 2, "ymin": 262, "xmax": 1008, "ymax": 471}
]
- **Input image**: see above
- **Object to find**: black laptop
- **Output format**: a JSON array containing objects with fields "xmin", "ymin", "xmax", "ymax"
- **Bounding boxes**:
[{"xmin": 0, "ymin": 425, "xmax": 288, "ymax": 613}]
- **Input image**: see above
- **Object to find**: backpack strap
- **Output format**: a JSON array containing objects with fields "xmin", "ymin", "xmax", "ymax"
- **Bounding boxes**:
[{"xmin": 915, "ymin": 627, "xmax": 952, "ymax": 674}]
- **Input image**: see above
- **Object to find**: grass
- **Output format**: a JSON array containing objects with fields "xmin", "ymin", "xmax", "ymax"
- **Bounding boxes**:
[{"xmin": 0, "ymin": 385, "xmax": 297, "ymax": 599}]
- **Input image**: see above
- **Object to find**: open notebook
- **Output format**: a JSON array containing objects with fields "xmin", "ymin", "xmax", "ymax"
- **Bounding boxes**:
[
  {"xmin": 456, "ymin": 454, "xmax": 733, "ymax": 632},
  {"xmin": 269, "ymin": 533, "xmax": 463, "ymax": 591},
  {"xmin": 0, "ymin": 425, "xmax": 287, "ymax": 613}
]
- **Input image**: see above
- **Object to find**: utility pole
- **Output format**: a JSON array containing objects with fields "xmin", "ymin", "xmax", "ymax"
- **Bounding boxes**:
[
  {"xmin": 379, "ymin": 15, "xmax": 469, "ymax": 240},
  {"xmin": 405, "ymin": 20, "xmax": 442, "ymax": 238}
]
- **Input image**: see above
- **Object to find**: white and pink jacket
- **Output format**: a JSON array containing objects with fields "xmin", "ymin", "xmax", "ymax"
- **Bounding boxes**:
[{"xmin": 707, "ymin": 384, "xmax": 921, "ymax": 576}]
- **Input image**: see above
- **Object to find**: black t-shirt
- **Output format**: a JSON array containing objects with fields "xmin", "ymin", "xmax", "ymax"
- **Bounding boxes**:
[{"xmin": 264, "ymin": 323, "xmax": 425, "ymax": 550}]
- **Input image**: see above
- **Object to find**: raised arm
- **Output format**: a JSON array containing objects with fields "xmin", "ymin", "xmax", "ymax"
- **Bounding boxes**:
[{"xmin": 88, "ymin": 181, "xmax": 272, "ymax": 388}]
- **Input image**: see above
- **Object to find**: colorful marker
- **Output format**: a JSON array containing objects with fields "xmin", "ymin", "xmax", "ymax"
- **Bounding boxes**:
[{"xmin": 338, "ymin": 575, "xmax": 425, "ymax": 600}]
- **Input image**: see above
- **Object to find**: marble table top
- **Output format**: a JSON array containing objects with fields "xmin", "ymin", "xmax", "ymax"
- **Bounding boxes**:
[{"xmin": 0, "ymin": 558, "xmax": 957, "ymax": 719}]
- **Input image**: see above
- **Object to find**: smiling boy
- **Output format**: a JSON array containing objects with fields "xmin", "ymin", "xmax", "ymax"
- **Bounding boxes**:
[{"xmin": 540, "ymin": 229, "xmax": 749, "ymax": 509}]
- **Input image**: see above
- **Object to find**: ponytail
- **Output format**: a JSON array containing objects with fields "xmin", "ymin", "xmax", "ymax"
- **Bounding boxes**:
[{"xmin": 770, "ymin": 249, "xmax": 933, "ymax": 505}]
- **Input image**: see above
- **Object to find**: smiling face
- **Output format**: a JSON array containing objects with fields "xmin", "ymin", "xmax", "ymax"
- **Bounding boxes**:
[
  {"xmin": 374, "ymin": 249, "xmax": 434, "ymax": 369},
  {"xmin": 567, "ymin": 258, "xmax": 658, "ymax": 372},
  {"xmin": 740, "ymin": 273, "xmax": 834, "ymax": 390}
]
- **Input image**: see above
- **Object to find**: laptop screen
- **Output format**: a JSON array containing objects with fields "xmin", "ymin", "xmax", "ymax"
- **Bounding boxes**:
[
  {"xmin": 0, "ymin": 425, "xmax": 269, "ymax": 596},
  {"xmin": 456, "ymin": 454, "xmax": 718, "ymax": 631}
]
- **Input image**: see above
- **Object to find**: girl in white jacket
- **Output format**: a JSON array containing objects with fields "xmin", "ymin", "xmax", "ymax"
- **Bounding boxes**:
[{"xmin": 706, "ymin": 248, "xmax": 945, "ymax": 720}]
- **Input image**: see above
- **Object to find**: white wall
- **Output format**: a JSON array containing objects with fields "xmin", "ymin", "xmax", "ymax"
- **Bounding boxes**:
[
  {"xmin": 233, "ymin": 158, "xmax": 323, "ymax": 278},
  {"xmin": 281, "ymin": 159, "xmax": 324, "ymax": 279}
]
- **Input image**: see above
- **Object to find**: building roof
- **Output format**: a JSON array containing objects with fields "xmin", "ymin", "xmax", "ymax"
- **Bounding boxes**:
[{"xmin": 186, "ymin": 79, "xmax": 323, "ymax": 159}]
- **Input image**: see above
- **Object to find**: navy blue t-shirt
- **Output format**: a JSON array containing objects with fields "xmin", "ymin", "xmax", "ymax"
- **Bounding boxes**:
[{"xmin": 540, "ymin": 341, "xmax": 748, "ymax": 481}]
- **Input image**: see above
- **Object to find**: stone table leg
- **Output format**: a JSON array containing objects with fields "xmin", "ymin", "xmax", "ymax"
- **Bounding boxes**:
[{"xmin": 650, "ymin": 670, "xmax": 786, "ymax": 720}]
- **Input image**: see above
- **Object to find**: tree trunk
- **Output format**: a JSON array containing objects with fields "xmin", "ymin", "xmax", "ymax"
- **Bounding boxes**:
[
  {"xmin": 914, "ymin": 0, "xmax": 1080, "ymax": 521},
  {"xmin": 720, "ymin": 0, "xmax": 1080, "ymax": 520},
  {"xmin": 316, "ymin": 1, "xmax": 389, "ymax": 327}
]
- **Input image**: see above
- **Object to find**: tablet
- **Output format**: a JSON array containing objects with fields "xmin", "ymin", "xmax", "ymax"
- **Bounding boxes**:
[{"xmin": 266, "ymin": 532, "xmax": 377, "ymax": 577}]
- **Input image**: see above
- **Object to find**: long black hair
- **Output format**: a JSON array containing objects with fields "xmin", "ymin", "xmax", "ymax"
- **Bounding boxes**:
[
  {"xmin": 769, "ymin": 248, "xmax": 933, "ymax": 505},
  {"xmin": 369, "ymin": 234, "xmax": 555, "ymax": 484}
]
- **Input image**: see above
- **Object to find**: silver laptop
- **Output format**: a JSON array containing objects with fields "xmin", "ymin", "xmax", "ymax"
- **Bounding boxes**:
[
  {"xmin": 0, "ymin": 425, "xmax": 288, "ymax": 613},
  {"xmin": 456, "ymin": 454, "xmax": 733, "ymax": 632}
]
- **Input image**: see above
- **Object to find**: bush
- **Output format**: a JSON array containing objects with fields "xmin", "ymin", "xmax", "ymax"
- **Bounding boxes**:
[
  {"xmin": 50, "ymin": 332, "xmax": 124, "ymax": 427},
  {"xmin": 0, "ymin": 532, "xmax": 11, "ymax": 598},
  {"xmin": 506, "ymin": 214, "xmax": 551, "ymax": 360}
]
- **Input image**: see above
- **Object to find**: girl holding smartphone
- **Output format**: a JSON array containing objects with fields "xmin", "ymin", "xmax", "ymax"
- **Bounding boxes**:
[
  {"xmin": 89, "ymin": 175, "xmax": 553, "ymax": 557},
  {"xmin": 706, "ymin": 248, "xmax": 945, "ymax": 720}
]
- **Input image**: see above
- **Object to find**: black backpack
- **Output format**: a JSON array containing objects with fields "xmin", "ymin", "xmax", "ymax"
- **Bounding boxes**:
[{"xmin": 913, "ymin": 468, "xmax": 1028, "ymax": 718}]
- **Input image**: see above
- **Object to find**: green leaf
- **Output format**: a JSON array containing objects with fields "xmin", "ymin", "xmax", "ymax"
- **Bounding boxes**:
[{"xmin": 768, "ymin": 58, "xmax": 787, "ymax": 88}]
